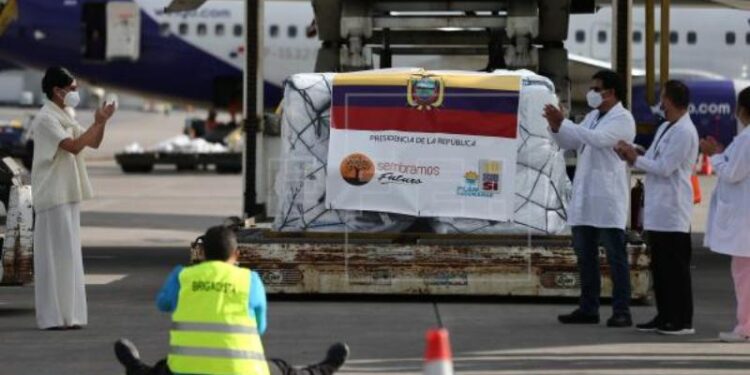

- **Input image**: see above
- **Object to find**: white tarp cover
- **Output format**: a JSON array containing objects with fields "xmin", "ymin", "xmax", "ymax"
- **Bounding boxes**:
[{"xmin": 273, "ymin": 70, "xmax": 571, "ymax": 234}]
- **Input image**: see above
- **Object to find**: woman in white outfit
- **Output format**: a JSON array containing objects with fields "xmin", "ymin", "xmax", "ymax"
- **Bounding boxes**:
[
  {"xmin": 32, "ymin": 67, "xmax": 115, "ymax": 330},
  {"xmin": 700, "ymin": 86, "xmax": 750, "ymax": 343}
]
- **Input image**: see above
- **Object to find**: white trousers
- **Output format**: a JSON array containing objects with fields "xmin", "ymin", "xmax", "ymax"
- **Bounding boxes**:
[{"xmin": 33, "ymin": 202, "xmax": 87, "ymax": 329}]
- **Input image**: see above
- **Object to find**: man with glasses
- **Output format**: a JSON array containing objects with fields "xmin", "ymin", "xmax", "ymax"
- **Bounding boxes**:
[
  {"xmin": 543, "ymin": 70, "xmax": 636, "ymax": 327},
  {"xmin": 616, "ymin": 80, "xmax": 699, "ymax": 335}
]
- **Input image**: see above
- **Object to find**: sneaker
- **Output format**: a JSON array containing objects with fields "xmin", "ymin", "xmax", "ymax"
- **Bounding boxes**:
[
  {"xmin": 657, "ymin": 323, "xmax": 696, "ymax": 336},
  {"xmin": 558, "ymin": 309, "xmax": 600, "ymax": 324},
  {"xmin": 607, "ymin": 313, "xmax": 633, "ymax": 328},
  {"xmin": 636, "ymin": 317, "xmax": 661, "ymax": 332},
  {"xmin": 719, "ymin": 331, "xmax": 750, "ymax": 343},
  {"xmin": 114, "ymin": 339, "xmax": 148, "ymax": 375}
]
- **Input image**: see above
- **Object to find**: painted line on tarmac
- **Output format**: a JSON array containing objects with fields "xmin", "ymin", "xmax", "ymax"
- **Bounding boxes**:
[{"xmin": 84, "ymin": 274, "xmax": 127, "ymax": 285}]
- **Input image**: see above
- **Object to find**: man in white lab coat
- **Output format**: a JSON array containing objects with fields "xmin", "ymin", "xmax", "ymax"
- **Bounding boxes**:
[
  {"xmin": 616, "ymin": 80, "xmax": 699, "ymax": 335},
  {"xmin": 543, "ymin": 70, "xmax": 636, "ymax": 327}
]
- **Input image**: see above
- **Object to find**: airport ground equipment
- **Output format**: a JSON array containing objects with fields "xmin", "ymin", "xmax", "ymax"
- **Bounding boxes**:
[
  {"xmin": 115, "ymin": 151, "xmax": 242, "ymax": 174},
  {"xmin": 0, "ymin": 157, "xmax": 33, "ymax": 285},
  {"xmin": 175, "ymin": 0, "xmax": 649, "ymax": 299},
  {"xmin": 188, "ymin": 69, "xmax": 651, "ymax": 300},
  {"xmin": 191, "ymin": 230, "xmax": 650, "ymax": 300},
  {"xmin": 115, "ymin": 118, "xmax": 243, "ymax": 174},
  {"xmin": 310, "ymin": 0, "xmax": 595, "ymax": 111},
  {"xmin": 0, "ymin": 115, "xmax": 34, "ymax": 170}
]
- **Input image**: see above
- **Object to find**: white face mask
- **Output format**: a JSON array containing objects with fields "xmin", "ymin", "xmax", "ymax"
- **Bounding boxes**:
[
  {"xmin": 63, "ymin": 90, "xmax": 80, "ymax": 108},
  {"xmin": 586, "ymin": 89, "xmax": 603, "ymax": 109},
  {"xmin": 654, "ymin": 102, "xmax": 666, "ymax": 119}
]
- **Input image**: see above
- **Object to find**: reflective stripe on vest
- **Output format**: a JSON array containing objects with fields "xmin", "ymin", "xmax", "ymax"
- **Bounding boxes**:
[
  {"xmin": 170, "ymin": 346, "xmax": 266, "ymax": 361},
  {"xmin": 172, "ymin": 322, "xmax": 259, "ymax": 335},
  {"xmin": 168, "ymin": 262, "xmax": 269, "ymax": 375}
]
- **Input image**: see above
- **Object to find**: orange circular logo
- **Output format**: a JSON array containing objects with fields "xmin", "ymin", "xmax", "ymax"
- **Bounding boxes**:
[{"xmin": 340, "ymin": 153, "xmax": 375, "ymax": 186}]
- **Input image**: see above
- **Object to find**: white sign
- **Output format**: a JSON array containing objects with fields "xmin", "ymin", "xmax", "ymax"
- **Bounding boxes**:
[{"xmin": 325, "ymin": 71, "xmax": 521, "ymax": 222}]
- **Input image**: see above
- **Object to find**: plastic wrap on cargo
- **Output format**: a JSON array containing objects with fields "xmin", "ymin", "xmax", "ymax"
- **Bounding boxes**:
[
  {"xmin": 272, "ymin": 73, "xmax": 416, "ymax": 232},
  {"xmin": 431, "ymin": 72, "xmax": 572, "ymax": 234},
  {"xmin": 152, "ymin": 135, "xmax": 228, "ymax": 153},
  {"xmin": 123, "ymin": 135, "xmax": 228, "ymax": 154}
]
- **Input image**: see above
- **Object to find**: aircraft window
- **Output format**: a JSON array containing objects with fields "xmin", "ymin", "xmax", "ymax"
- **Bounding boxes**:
[
  {"xmin": 216, "ymin": 24, "xmax": 225, "ymax": 36},
  {"xmin": 234, "ymin": 24, "xmax": 243, "ymax": 37},
  {"xmin": 632, "ymin": 31, "xmax": 642, "ymax": 43},
  {"xmin": 575, "ymin": 30, "xmax": 585, "ymax": 43},
  {"xmin": 670, "ymin": 31, "xmax": 678, "ymax": 44},
  {"xmin": 687, "ymin": 31, "xmax": 697, "ymax": 45},
  {"xmin": 270, "ymin": 25, "xmax": 279, "ymax": 38},
  {"xmin": 654, "ymin": 31, "xmax": 660, "ymax": 43},
  {"xmin": 159, "ymin": 23, "xmax": 170, "ymax": 37},
  {"xmin": 288, "ymin": 25, "xmax": 298, "ymax": 38},
  {"xmin": 178, "ymin": 23, "xmax": 188, "ymax": 36},
  {"xmin": 746, "ymin": 32, "xmax": 750, "ymax": 44},
  {"xmin": 727, "ymin": 31, "xmax": 736, "ymax": 45},
  {"xmin": 597, "ymin": 30, "xmax": 607, "ymax": 43},
  {"xmin": 197, "ymin": 24, "xmax": 207, "ymax": 36}
]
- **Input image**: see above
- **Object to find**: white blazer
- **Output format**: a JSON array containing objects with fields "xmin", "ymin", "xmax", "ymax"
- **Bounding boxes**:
[
  {"xmin": 549, "ymin": 102, "xmax": 636, "ymax": 229},
  {"xmin": 705, "ymin": 125, "xmax": 750, "ymax": 257}
]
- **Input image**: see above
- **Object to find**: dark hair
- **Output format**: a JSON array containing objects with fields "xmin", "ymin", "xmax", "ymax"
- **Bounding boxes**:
[
  {"xmin": 42, "ymin": 67, "xmax": 75, "ymax": 100},
  {"xmin": 738, "ymin": 86, "xmax": 750, "ymax": 114},
  {"xmin": 592, "ymin": 70, "xmax": 625, "ymax": 101},
  {"xmin": 202, "ymin": 226, "xmax": 237, "ymax": 261},
  {"xmin": 662, "ymin": 80, "xmax": 690, "ymax": 109}
]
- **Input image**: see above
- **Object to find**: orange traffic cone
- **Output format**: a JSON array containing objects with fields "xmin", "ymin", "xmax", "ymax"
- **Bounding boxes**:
[
  {"xmin": 424, "ymin": 328, "xmax": 454, "ymax": 375},
  {"xmin": 692, "ymin": 174, "xmax": 702, "ymax": 204},
  {"xmin": 698, "ymin": 153, "xmax": 713, "ymax": 175}
]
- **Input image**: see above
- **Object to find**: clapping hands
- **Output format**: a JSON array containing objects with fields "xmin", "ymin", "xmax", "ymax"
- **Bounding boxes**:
[
  {"xmin": 95, "ymin": 101, "xmax": 116, "ymax": 126},
  {"xmin": 699, "ymin": 136, "xmax": 724, "ymax": 157}
]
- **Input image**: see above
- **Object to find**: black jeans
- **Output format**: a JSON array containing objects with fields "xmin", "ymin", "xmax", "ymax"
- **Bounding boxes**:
[
  {"xmin": 572, "ymin": 226, "xmax": 631, "ymax": 315},
  {"xmin": 140, "ymin": 358, "xmax": 335, "ymax": 375},
  {"xmin": 646, "ymin": 231, "xmax": 694, "ymax": 328}
]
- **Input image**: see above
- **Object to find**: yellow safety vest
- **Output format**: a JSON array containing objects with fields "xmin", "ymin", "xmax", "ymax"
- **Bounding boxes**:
[{"xmin": 168, "ymin": 261, "xmax": 270, "ymax": 375}]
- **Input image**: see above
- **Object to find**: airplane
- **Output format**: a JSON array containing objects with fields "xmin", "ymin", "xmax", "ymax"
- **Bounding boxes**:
[{"xmin": 0, "ymin": 0, "xmax": 746, "ymax": 146}]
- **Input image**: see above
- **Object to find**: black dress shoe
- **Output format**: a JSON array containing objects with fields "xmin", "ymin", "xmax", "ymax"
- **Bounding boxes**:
[
  {"xmin": 607, "ymin": 314, "xmax": 633, "ymax": 328},
  {"xmin": 322, "ymin": 342, "xmax": 350, "ymax": 370},
  {"xmin": 114, "ymin": 339, "xmax": 149, "ymax": 375},
  {"xmin": 636, "ymin": 317, "xmax": 661, "ymax": 332},
  {"xmin": 307, "ymin": 342, "xmax": 350, "ymax": 375},
  {"xmin": 558, "ymin": 309, "xmax": 600, "ymax": 324}
]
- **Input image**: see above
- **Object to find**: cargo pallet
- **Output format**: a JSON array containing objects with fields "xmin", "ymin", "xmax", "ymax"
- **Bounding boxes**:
[
  {"xmin": 191, "ymin": 229, "xmax": 651, "ymax": 300},
  {"xmin": 115, "ymin": 152, "xmax": 242, "ymax": 174}
]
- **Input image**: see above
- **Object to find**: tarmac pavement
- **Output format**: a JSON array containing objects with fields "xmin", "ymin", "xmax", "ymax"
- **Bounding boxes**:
[{"xmin": 0, "ymin": 108, "xmax": 747, "ymax": 374}]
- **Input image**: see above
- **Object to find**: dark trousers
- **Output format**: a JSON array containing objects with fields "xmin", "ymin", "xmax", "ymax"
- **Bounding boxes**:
[
  {"xmin": 141, "ymin": 358, "xmax": 335, "ymax": 375},
  {"xmin": 646, "ymin": 230, "xmax": 694, "ymax": 328},
  {"xmin": 572, "ymin": 226, "xmax": 631, "ymax": 315}
]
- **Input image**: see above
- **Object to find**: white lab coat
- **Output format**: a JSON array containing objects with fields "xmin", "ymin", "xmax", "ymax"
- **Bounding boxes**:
[
  {"xmin": 705, "ymin": 125, "xmax": 750, "ymax": 257},
  {"xmin": 549, "ymin": 102, "xmax": 636, "ymax": 229},
  {"xmin": 634, "ymin": 113, "xmax": 699, "ymax": 233}
]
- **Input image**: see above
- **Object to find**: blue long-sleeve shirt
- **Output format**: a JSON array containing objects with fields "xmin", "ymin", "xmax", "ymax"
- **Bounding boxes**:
[{"xmin": 156, "ymin": 265, "xmax": 267, "ymax": 335}]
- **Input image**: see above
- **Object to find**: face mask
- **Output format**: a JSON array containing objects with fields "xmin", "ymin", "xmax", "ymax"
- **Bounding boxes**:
[
  {"xmin": 63, "ymin": 90, "xmax": 80, "ymax": 108},
  {"xmin": 586, "ymin": 90, "xmax": 603, "ymax": 109}
]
